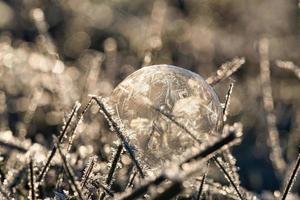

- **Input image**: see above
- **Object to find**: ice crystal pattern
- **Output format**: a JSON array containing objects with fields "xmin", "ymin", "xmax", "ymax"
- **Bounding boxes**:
[{"xmin": 109, "ymin": 65, "xmax": 223, "ymax": 174}]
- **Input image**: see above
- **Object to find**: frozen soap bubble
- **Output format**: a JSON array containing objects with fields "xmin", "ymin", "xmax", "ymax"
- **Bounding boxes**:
[{"xmin": 109, "ymin": 65, "xmax": 223, "ymax": 174}]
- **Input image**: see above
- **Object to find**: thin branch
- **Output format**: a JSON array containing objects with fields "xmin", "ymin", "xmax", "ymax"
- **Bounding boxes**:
[
  {"xmin": 213, "ymin": 157, "xmax": 244, "ymax": 200},
  {"xmin": 28, "ymin": 158, "xmax": 36, "ymax": 200},
  {"xmin": 56, "ymin": 143, "xmax": 84, "ymax": 200},
  {"xmin": 81, "ymin": 156, "xmax": 97, "ymax": 190},
  {"xmin": 180, "ymin": 131, "xmax": 239, "ymax": 166},
  {"xmin": 106, "ymin": 144, "xmax": 123, "ymax": 185},
  {"xmin": 90, "ymin": 96, "xmax": 145, "ymax": 178},
  {"xmin": 126, "ymin": 169, "xmax": 137, "ymax": 189},
  {"xmin": 223, "ymin": 82, "xmax": 234, "ymax": 123},
  {"xmin": 206, "ymin": 57, "xmax": 245, "ymax": 86},
  {"xmin": 221, "ymin": 149, "xmax": 241, "ymax": 189},
  {"xmin": 66, "ymin": 98, "xmax": 94, "ymax": 152},
  {"xmin": 99, "ymin": 144, "xmax": 123, "ymax": 200},
  {"xmin": 37, "ymin": 102, "xmax": 81, "ymax": 182},
  {"xmin": 280, "ymin": 151, "xmax": 300, "ymax": 200},
  {"xmin": 196, "ymin": 162, "xmax": 210, "ymax": 200}
]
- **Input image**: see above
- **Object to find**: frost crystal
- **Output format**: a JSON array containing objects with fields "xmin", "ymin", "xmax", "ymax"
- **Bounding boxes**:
[{"xmin": 109, "ymin": 65, "xmax": 223, "ymax": 173}]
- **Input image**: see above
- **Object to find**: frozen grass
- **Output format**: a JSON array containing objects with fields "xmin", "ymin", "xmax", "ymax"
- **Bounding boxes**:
[
  {"xmin": 0, "ymin": 54, "xmax": 298, "ymax": 199},
  {"xmin": 0, "ymin": 1, "xmax": 300, "ymax": 200}
]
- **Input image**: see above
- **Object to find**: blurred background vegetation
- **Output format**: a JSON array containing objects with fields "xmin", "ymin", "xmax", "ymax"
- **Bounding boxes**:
[{"xmin": 0, "ymin": 0, "xmax": 299, "ymax": 198}]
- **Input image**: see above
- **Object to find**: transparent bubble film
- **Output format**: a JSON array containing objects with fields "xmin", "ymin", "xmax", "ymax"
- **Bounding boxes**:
[{"xmin": 109, "ymin": 65, "xmax": 223, "ymax": 174}]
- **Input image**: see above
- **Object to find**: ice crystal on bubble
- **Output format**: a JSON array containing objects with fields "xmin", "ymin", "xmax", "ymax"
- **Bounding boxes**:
[{"xmin": 109, "ymin": 65, "xmax": 223, "ymax": 174}]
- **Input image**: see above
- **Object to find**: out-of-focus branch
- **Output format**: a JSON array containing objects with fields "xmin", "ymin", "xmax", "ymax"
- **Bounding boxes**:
[
  {"xmin": 259, "ymin": 38, "xmax": 286, "ymax": 174},
  {"xmin": 276, "ymin": 60, "xmax": 300, "ymax": 79}
]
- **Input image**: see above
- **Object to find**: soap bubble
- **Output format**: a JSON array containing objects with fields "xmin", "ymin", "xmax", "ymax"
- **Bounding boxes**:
[{"xmin": 109, "ymin": 65, "xmax": 223, "ymax": 174}]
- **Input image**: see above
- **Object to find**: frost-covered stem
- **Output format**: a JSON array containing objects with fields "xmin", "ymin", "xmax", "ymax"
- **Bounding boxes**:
[
  {"xmin": 223, "ymin": 82, "xmax": 234, "ymax": 123},
  {"xmin": 213, "ymin": 157, "xmax": 244, "ymax": 200},
  {"xmin": 177, "ymin": 124, "xmax": 243, "ymax": 200},
  {"xmin": 206, "ymin": 57, "xmax": 245, "ymax": 86},
  {"xmin": 38, "ymin": 102, "xmax": 81, "ymax": 182},
  {"xmin": 280, "ymin": 151, "xmax": 300, "ymax": 200},
  {"xmin": 158, "ymin": 102, "xmax": 243, "ymax": 198},
  {"xmin": 91, "ymin": 96, "xmax": 145, "ymax": 178},
  {"xmin": 126, "ymin": 169, "xmax": 138, "ymax": 189},
  {"xmin": 81, "ymin": 156, "xmax": 96, "ymax": 190},
  {"xmin": 259, "ymin": 38, "xmax": 286, "ymax": 173},
  {"xmin": 28, "ymin": 158, "xmax": 36, "ymax": 200},
  {"xmin": 180, "ymin": 131, "xmax": 238, "ymax": 165},
  {"xmin": 56, "ymin": 143, "xmax": 84, "ymax": 200},
  {"xmin": 222, "ymin": 149, "xmax": 241, "ymax": 188},
  {"xmin": 67, "ymin": 98, "xmax": 93, "ymax": 152},
  {"xmin": 196, "ymin": 162, "xmax": 210, "ymax": 200},
  {"xmin": 99, "ymin": 144, "xmax": 123, "ymax": 200},
  {"xmin": 106, "ymin": 144, "xmax": 123, "ymax": 185}
]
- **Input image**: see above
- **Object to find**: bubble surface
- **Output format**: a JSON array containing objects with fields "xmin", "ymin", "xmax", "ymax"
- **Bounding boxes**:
[{"xmin": 109, "ymin": 65, "xmax": 223, "ymax": 173}]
